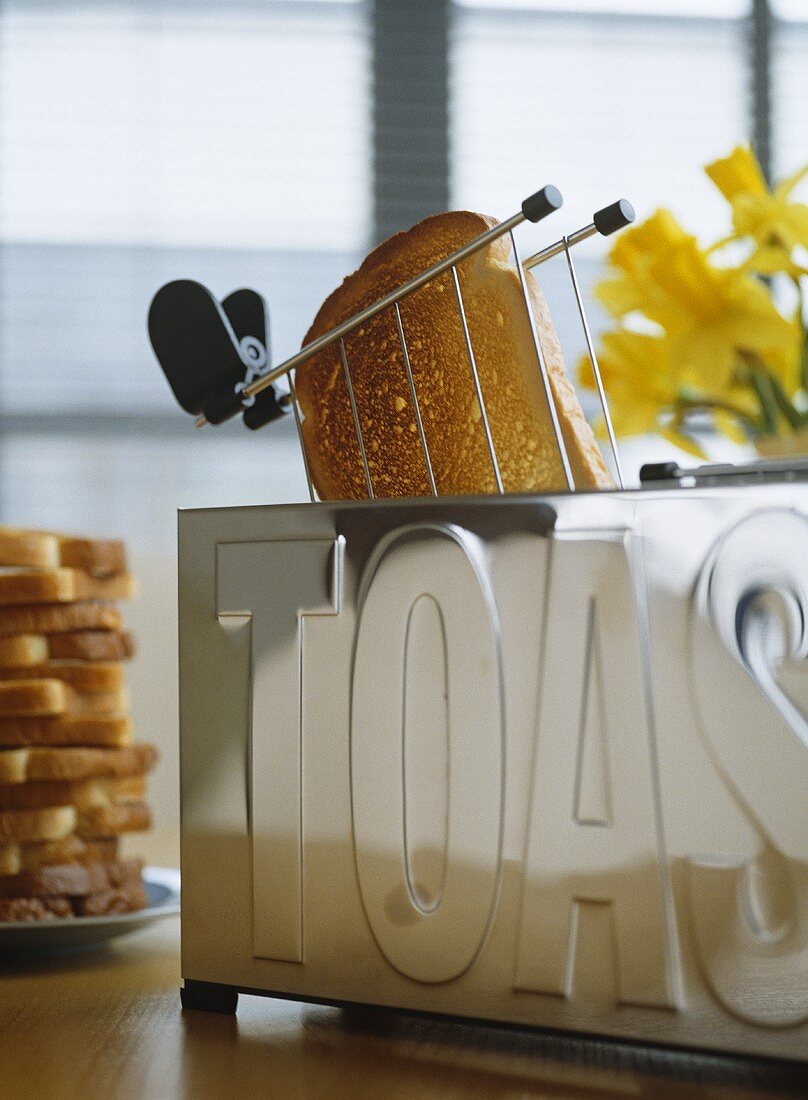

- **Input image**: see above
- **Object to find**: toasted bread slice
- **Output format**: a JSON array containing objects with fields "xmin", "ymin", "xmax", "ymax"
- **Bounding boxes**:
[
  {"xmin": 0, "ymin": 680, "xmax": 68, "ymax": 717},
  {"xmin": 56, "ymin": 537, "xmax": 127, "ymax": 578},
  {"xmin": 297, "ymin": 210, "xmax": 612, "ymax": 498},
  {"xmin": 0, "ymin": 662, "xmax": 125, "ymax": 692},
  {"xmin": 0, "ymin": 895, "xmax": 72, "ymax": 920},
  {"xmin": 0, "ymin": 634, "xmax": 50, "ymax": 668},
  {"xmin": 48, "ymin": 630, "xmax": 135, "ymax": 662},
  {"xmin": 76, "ymin": 879, "xmax": 148, "ymax": 916},
  {"xmin": 0, "ymin": 879, "xmax": 147, "ymax": 920},
  {"xmin": 62, "ymin": 688, "xmax": 129, "ymax": 718},
  {"xmin": 0, "ymin": 776, "xmax": 146, "ymax": 812},
  {"xmin": 0, "ymin": 715, "xmax": 132, "ymax": 748},
  {"xmin": 0, "ymin": 856, "xmax": 142, "ymax": 899},
  {"xmin": 0, "ymin": 529, "xmax": 60, "ymax": 571},
  {"xmin": 0, "ymin": 568, "xmax": 135, "ymax": 607},
  {"xmin": 0, "ymin": 801, "xmax": 149, "ymax": 847},
  {"xmin": 0, "ymin": 743, "xmax": 156, "ymax": 784},
  {"xmin": 0, "ymin": 603, "xmax": 122, "ymax": 637},
  {"xmin": 0, "ymin": 836, "xmax": 118, "ymax": 876},
  {"xmin": 0, "ymin": 529, "xmax": 127, "ymax": 577},
  {"xmin": 0, "ymin": 805, "xmax": 76, "ymax": 843},
  {"xmin": 0, "ymin": 680, "xmax": 128, "ymax": 718},
  {"xmin": 76, "ymin": 801, "xmax": 151, "ymax": 838}
]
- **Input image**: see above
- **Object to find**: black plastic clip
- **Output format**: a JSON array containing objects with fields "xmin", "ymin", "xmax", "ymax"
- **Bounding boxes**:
[{"xmin": 148, "ymin": 280, "xmax": 288, "ymax": 430}]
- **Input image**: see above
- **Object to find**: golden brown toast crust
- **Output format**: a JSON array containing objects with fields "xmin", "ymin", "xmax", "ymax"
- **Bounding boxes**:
[
  {"xmin": 0, "ymin": 856, "xmax": 142, "ymax": 899},
  {"xmin": 0, "ymin": 530, "xmax": 59, "ymax": 571},
  {"xmin": 0, "ymin": 801, "xmax": 151, "ymax": 842},
  {"xmin": 0, "ymin": 529, "xmax": 127, "ymax": 575},
  {"xmin": 75, "ymin": 880, "xmax": 148, "ymax": 916},
  {"xmin": 49, "ymin": 630, "xmax": 135, "ymax": 662},
  {"xmin": 0, "ymin": 604, "xmax": 122, "ymax": 637},
  {"xmin": 76, "ymin": 801, "xmax": 151, "ymax": 838},
  {"xmin": 0, "ymin": 679, "xmax": 128, "ymax": 718},
  {"xmin": 0, "ymin": 634, "xmax": 49, "ymax": 668},
  {"xmin": 296, "ymin": 210, "xmax": 612, "ymax": 499},
  {"xmin": 0, "ymin": 879, "xmax": 147, "ymax": 920},
  {"xmin": 0, "ymin": 805, "xmax": 76, "ymax": 843},
  {"xmin": 0, "ymin": 662, "xmax": 125, "ymax": 692},
  {"xmin": 0, "ymin": 743, "xmax": 157, "ymax": 784},
  {"xmin": 0, "ymin": 775, "xmax": 147, "ymax": 811},
  {"xmin": 0, "ymin": 836, "xmax": 118, "ymax": 876},
  {"xmin": 0, "ymin": 895, "xmax": 72, "ymax": 920},
  {"xmin": 56, "ymin": 537, "xmax": 127, "ymax": 578},
  {"xmin": 0, "ymin": 715, "xmax": 132, "ymax": 748},
  {"xmin": 0, "ymin": 569, "xmax": 135, "ymax": 607}
]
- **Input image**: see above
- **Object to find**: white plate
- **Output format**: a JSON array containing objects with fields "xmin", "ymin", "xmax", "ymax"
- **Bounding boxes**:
[{"xmin": 0, "ymin": 866, "xmax": 180, "ymax": 957}]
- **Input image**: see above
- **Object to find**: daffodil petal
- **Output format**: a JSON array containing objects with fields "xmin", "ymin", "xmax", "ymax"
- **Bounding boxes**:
[{"xmin": 705, "ymin": 145, "xmax": 768, "ymax": 202}]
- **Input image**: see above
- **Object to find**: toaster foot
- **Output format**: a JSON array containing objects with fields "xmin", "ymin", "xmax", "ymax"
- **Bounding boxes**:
[{"xmin": 181, "ymin": 979, "xmax": 239, "ymax": 1015}]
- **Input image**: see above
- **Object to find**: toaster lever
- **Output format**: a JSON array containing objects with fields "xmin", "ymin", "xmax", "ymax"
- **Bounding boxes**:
[{"xmin": 147, "ymin": 279, "xmax": 288, "ymax": 430}]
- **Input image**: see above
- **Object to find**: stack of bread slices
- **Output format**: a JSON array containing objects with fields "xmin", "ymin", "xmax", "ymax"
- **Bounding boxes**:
[{"xmin": 0, "ymin": 527, "xmax": 155, "ymax": 921}]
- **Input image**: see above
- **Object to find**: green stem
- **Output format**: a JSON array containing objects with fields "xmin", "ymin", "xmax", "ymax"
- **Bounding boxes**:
[
  {"xmin": 765, "ymin": 370, "xmax": 803, "ymax": 429},
  {"xmin": 796, "ymin": 276, "xmax": 808, "ymax": 393},
  {"xmin": 749, "ymin": 368, "xmax": 780, "ymax": 435},
  {"xmin": 675, "ymin": 395, "xmax": 760, "ymax": 436}
]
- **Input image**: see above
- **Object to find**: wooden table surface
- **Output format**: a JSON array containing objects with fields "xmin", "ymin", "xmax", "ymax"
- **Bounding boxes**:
[{"xmin": 1, "ymin": 837, "xmax": 806, "ymax": 1100}]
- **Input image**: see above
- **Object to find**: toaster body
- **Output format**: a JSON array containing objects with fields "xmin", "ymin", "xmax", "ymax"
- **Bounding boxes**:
[{"xmin": 178, "ymin": 483, "xmax": 808, "ymax": 1062}]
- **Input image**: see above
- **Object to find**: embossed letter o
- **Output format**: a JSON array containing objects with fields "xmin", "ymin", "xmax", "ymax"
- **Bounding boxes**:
[{"xmin": 351, "ymin": 524, "xmax": 504, "ymax": 983}]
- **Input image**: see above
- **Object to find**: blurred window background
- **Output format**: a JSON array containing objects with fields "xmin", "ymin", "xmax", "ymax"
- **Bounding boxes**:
[
  {"xmin": 1, "ymin": 0, "xmax": 805, "ymax": 824},
  {"xmin": 0, "ymin": 0, "xmax": 806, "ymax": 550}
]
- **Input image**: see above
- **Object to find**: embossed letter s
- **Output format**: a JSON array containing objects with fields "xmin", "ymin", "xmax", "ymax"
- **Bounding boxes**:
[{"xmin": 688, "ymin": 510, "xmax": 808, "ymax": 1027}]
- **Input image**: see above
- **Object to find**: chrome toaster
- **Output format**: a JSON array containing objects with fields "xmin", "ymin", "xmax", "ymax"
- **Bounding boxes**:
[{"xmin": 151, "ymin": 187, "xmax": 808, "ymax": 1063}]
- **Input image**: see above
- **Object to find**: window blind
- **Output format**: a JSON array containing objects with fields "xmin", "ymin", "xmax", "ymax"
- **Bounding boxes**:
[{"xmin": 0, "ymin": 0, "xmax": 371, "ymax": 415}]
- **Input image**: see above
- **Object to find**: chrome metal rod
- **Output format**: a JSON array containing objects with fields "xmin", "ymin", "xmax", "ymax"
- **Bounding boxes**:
[
  {"xmin": 195, "ymin": 208, "xmax": 539, "ymax": 428},
  {"xmin": 450, "ymin": 265, "xmax": 503, "ymax": 494},
  {"xmin": 339, "ymin": 338, "xmax": 374, "ymax": 500},
  {"xmin": 394, "ymin": 303, "xmax": 438, "ymax": 496},
  {"xmin": 562, "ymin": 237, "xmax": 624, "ymax": 489},
  {"xmin": 509, "ymin": 229, "xmax": 575, "ymax": 491},
  {"xmin": 288, "ymin": 372, "xmax": 316, "ymax": 503},
  {"xmin": 522, "ymin": 223, "xmax": 598, "ymax": 270}
]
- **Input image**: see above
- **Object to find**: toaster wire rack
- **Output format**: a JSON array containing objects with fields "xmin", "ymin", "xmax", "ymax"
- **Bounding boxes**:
[{"xmin": 186, "ymin": 184, "xmax": 635, "ymax": 501}]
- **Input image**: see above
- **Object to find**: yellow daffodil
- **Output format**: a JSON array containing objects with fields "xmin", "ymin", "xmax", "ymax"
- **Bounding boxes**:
[
  {"xmin": 579, "ymin": 330, "xmax": 678, "ymax": 437},
  {"xmin": 585, "ymin": 145, "xmax": 808, "ymax": 453},
  {"xmin": 595, "ymin": 210, "xmax": 795, "ymax": 393},
  {"xmin": 706, "ymin": 144, "xmax": 808, "ymax": 274}
]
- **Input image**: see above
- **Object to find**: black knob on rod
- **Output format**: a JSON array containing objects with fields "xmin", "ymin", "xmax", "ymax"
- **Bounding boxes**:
[
  {"xmin": 521, "ymin": 185, "xmax": 564, "ymax": 223},
  {"xmin": 593, "ymin": 198, "xmax": 635, "ymax": 236}
]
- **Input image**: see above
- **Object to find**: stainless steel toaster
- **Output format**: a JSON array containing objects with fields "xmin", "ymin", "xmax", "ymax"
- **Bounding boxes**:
[{"xmin": 152, "ymin": 187, "xmax": 808, "ymax": 1062}]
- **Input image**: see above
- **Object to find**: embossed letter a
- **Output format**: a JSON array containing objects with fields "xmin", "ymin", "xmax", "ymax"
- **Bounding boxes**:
[{"xmin": 514, "ymin": 535, "xmax": 678, "ymax": 1010}]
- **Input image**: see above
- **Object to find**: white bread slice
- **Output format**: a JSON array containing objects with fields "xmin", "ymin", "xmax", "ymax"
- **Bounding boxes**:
[{"xmin": 296, "ymin": 210, "xmax": 612, "ymax": 499}]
